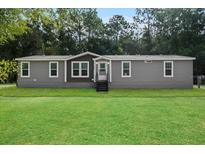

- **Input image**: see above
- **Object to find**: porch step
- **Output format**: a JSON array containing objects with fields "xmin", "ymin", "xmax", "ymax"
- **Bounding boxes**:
[{"xmin": 96, "ymin": 81, "xmax": 108, "ymax": 92}]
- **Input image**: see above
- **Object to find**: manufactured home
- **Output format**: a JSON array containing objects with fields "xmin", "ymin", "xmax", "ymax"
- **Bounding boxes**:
[{"xmin": 16, "ymin": 51, "xmax": 195, "ymax": 91}]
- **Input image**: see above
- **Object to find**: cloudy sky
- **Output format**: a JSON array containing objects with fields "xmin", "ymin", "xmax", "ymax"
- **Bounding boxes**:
[{"xmin": 97, "ymin": 8, "xmax": 136, "ymax": 23}]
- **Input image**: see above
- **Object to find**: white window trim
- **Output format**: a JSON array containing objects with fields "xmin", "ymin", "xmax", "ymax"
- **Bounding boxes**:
[
  {"xmin": 121, "ymin": 61, "xmax": 131, "ymax": 78},
  {"xmin": 20, "ymin": 61, "xmax": 30, "ymax": 78},
  {"xmin": 71, "ymin": 61, "xmax": 89, "ymax": 78},
  {"xmin": 49, "ymin": 61, "xmax": 59, "ymax": 78},
  {"xmin": 97, "ymin": 62, "xmax": 108, "ymax": 75},
  {"xmin": 163, "ymin": 61, "xmax": 174, "ymax": 77}
]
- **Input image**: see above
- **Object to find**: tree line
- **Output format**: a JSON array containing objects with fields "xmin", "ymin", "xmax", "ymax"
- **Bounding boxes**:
[{"xmin": 0, "ymin": 8, "xmax": 205, "ymax": 75}]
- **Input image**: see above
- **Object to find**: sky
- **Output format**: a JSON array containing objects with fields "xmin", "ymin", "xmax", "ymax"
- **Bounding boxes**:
[{"xmin": 97, "ymin": 8, "xmax": 136, "ymax": 23}]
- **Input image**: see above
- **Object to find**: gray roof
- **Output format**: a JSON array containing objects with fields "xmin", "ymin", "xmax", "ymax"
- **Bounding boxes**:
[
  {"xmin": 15, "ymin": 55, "xmax": 71, "ymax": 61},
  {"xmin": 105, "ymin": 55, "xmax": 195, "ymax": 60},
  {"xmin": 15, "ymin": 54, "xmax": 195, "ymax": 61}
]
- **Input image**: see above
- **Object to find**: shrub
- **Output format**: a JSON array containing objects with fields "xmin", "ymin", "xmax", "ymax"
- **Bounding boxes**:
[{"xmin": 0, "ymin": 59, "xmax": 18, "ymax": 83}]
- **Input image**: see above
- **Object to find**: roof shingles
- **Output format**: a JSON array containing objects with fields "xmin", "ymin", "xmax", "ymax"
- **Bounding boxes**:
[
  {"xmin": 15, "ymin": 54, "xmax": 195, "ymax": 61},
  {"xmin": 105, "ymin": 55, "xmax": 195, "ymax": 60},
  {"xmin": 15, "ymin": 55, "xmax": 71, "ymax": 61}
]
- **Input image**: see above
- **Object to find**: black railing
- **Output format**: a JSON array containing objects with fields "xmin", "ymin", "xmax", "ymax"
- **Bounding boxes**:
[
  {"xmin": 96, "ymin": 71, "xmax": 99, "ymax": 81},
  {"xmin": 95, "ymin": 72, "xmax": 109, "ymax": 91}
]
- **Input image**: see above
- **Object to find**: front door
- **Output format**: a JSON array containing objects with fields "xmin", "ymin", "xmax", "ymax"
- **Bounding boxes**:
[{"xmin": 98, "ymin": 62, "xmax": 107, "ymax": 81}]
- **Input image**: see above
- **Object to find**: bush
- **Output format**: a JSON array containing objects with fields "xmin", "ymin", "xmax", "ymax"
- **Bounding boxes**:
[{"xmin": 0, "ymin": 59, "xmax": 18, "ymax": 83}]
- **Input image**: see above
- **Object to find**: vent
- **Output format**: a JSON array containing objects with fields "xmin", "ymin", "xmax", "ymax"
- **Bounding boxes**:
[{"xmin": 144, "ymin": 60, "xmax": 152, "ymax": 63}]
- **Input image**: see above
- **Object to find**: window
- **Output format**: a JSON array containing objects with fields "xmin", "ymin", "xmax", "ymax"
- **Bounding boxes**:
[
  {"xmin": 21, "ymin": 62, "xmax": 30, "ymax": 77},
  {"xmin": 121, "ymin": 61, "xmax": 131, "ymax": 77},
  {"xmin": 99, "ymin": 63, "xmax": 106, "ymax": 75},
  {"xmin": 164, "ymin": 61, "xmax": 173, "ymax": 77},
  {"xmin": 49, "ymin": 62, "xmax": 58, "ymax": 78},
  {"xmin": 81, "ymin": 62, "xmax": 88, "ymax": 76},
  {"xmin": 71, "ymin": 61, "xmax": 89, "ymax": 78},
  {"xmin": 73, "ymin": 63, "xmax": 80, "ymax": 76}
]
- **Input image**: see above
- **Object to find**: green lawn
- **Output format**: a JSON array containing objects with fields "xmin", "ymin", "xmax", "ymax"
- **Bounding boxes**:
[
  {"xmin": 0, "ymin": 84, "xmax": 205, "ymax": 97},
  {"xmin": 0, "ymin": 85, "xmax": 205, "ymax": 144}
]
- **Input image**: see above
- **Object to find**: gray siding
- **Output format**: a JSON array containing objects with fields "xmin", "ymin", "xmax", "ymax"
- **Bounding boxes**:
[
  {"xmin": 110, "ymin": 60, "xmax": 193, "ymax": 88},
  {"xmin": 17, "ymin": 61, "xmax": 66, "ymax": 87},
  {"xmin": 17, "ymin": 58, "xmax": 194, "ymax": 88},
  {"xmin": 67, "ymin": 82, "xmax": 94, "ymax": 88}
]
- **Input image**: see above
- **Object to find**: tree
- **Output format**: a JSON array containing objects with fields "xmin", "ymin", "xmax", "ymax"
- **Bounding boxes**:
[
  {"xmin": 106, "ymin": 15, "xmax": 129, "ymax": 42},
  {"xmin": 83, "ymin": 9, "xmax": 104, "ymax": 40},
  {"xmin": 105, "ymin": 15, "xmax": 131, "ymax": 54},
  {"xmin": 153, "ymin": 8, "xmax": 205, "ymax": 74},
  {"xmin": 0, "ymin": 9, "xmax": 58, "ymax": 58},
  {"xmin": 0, "ymin": 9, "xmax": 28, "ymax": 45},
  {"xmin": 120, "ymin": 38, "xmax": 140, "ymax": 55},
  {"xmin": 0, "ymin": 8, "xmax": 205, "ymax": 77},
  {"xmin": 134, "ymin": 9, "xmax": 155, "ymax": 53},
  {"xmin": 0, "ymin": 59, "xmax": 18, "ymax": 83},
  {"xmin": 140, "ymin": 27, "xmax": 154, "ymax": 54},
  {"xmin": 24, "ymin": 9, "xmax": 57, "ymax": 55}
]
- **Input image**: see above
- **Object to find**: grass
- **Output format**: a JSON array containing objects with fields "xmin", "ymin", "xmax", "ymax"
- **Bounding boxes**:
[
  {"xmin": 0, "ymin": 83, "xmax": 16, "ymax": 89},
  {"xmin": 0, "ymin": 84, "xmax": 205, "ymax": 97},
  {"xmin": 0, "ymin": 84, "xmax": 205, "ymax": 144}
]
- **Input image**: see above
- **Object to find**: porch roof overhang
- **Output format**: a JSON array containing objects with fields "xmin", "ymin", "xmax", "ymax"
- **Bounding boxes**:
[
  {"xmin": 93, "ymin": 56, "xmax": 111, "ymax": 61},
  {"xmin": 66, "ymin": 51, "xmax": 101, "ymax": 60}
]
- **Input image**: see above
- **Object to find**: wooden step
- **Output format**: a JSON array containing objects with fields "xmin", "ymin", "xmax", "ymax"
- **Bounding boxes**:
[{"xmin": 96, "ymin": 81, "xmax": 109, "ymax": 92}]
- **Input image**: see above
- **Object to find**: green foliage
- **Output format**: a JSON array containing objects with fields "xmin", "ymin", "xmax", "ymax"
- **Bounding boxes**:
[
  {"xmin": 0, "ymin": 8, "xmax": 204, "ymax": 75},
  {"xmin": 0, "ymin": 9, "xmax": 29, "ymax": 45},
  {"xmin": 0, "ymin": 60, "xmax": 18, "ymax": 83},
  {"xmin": 106, "ymin": 15, "xmax": 129, "ymax": 41}
]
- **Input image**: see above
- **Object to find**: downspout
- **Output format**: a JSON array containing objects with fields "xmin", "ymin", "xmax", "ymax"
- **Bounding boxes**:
[
  {"xmin": 93, "ymin": 60, "xmax": 96, "ymax": 82},
  {"xmin": 64, "ymin": 60, "xmax": 67, "ymax": 83},
  {"xmin": 109, "ymin": 59, "xmax": 112, "ymax": 82}
]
